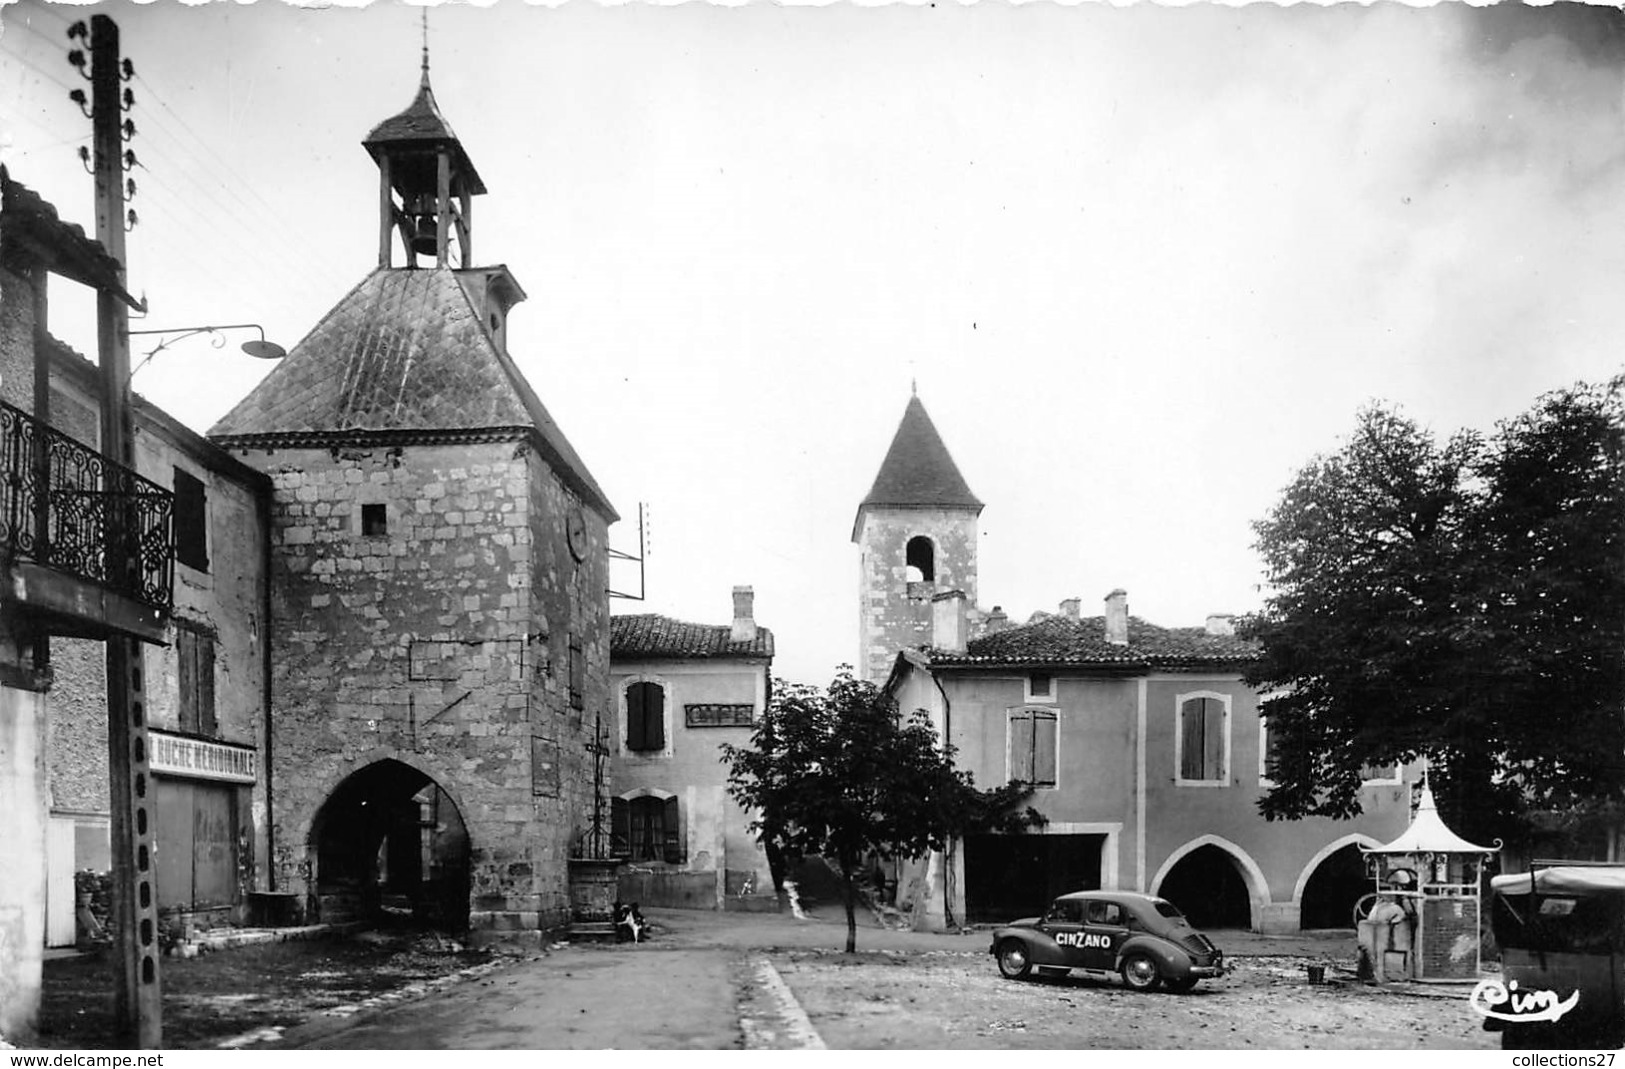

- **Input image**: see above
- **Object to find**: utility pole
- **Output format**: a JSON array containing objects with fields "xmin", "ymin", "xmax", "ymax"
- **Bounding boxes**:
[{"xmin": 82, "ymin": 13, "xmax": 163, "ymax": 1047}]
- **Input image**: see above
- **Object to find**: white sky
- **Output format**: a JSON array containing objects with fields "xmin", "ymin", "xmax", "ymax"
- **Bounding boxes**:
[{"xmin": 3, "ymin": 0, "xmax": 1623, "ymax": 686}]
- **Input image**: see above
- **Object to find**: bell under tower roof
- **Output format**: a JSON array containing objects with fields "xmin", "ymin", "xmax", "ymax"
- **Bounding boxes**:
[{"xmin": 852, "ymin": 393, "xmax": 983, "ymax": 541}]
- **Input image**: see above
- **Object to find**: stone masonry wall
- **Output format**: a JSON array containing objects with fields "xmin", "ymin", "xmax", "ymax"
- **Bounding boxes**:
[
  {"xmin": 857, "ymin": 507, "xmax": 979, "ymax": 683},
  {"xmin": 232, "ymin": 438, "xmax": 606, "ymax": 936}
]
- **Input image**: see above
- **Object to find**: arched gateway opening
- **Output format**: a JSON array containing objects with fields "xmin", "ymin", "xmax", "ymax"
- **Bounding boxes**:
[
  {"xmin": 1156, "ymin": 844, "xmax": 1254, "ymax": 929},
  {"xmin": 1298, "ymin": 843, "xmax": 1370, "ymax": 930},
  {"xmin": 309, "ymin": 759, "xmax": 471, "ymax": 932}
]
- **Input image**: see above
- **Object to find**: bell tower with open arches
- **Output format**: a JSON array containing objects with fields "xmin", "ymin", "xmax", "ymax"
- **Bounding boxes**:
[{"xmin": 853, "ymin": 391, "xmax": 983, "ymax": 683}]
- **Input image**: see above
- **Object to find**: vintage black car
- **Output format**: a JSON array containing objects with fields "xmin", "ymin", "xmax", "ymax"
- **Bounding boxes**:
[{"xmin": 989, "ymin": 890, "xmax": 1226, "ymax": 992}]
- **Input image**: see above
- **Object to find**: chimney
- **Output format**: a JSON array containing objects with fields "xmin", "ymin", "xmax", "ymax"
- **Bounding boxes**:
[
  {"xmin": 731, "ymin": 586, "xmax": 757, "ymax": 643},
  {"xmin": 932, "ymin": 589, "xmax": 968, "ymax": 653},
  {"xmin": 985, "ymin": 606, "xmax": 1009, "ymax": 634},
  {"xmin": 1205, "ymin": 613, "xmax": 1235, "ymax": 637},
  {"xmin": 1059, "ymin": 597, "xmax": 1081, "ymax": 620},
  {"xmin": 1104, "ymin": 588, "xmax": 1129, "ymax": 646}
]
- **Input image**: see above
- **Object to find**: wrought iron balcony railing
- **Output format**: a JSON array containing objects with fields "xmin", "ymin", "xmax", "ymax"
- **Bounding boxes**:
[{"xmin": 0, "ymin": 398, "xmax": 174, "ymax": 614}]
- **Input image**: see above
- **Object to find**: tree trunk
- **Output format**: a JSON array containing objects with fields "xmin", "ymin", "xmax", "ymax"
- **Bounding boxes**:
[{"xmin": 841, "ymin": 861, "xmax": 858, "ymax": 954}]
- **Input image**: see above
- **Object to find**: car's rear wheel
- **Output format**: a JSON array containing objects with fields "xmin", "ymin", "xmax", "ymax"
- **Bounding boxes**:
[
  {"xmin": 1165, "ymin": 976, "xmax": 1198, "ymax": 994},
  {"xmin": 996, "ymin": 940, "xmax": 1033, "ymax": 980},
  {"xmin": 1120, "ymin": 953, "xmax": 1161, "ymax": 992}
]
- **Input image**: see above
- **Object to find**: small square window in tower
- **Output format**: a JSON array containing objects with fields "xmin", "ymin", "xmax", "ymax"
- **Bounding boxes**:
[
  {"xmin": 173, "ymin": 468, "xmax": 209, "ymax": 573},
  {"xmin": 626, "ymin": 682, "xmax": 665, "ymax": 752},
  {"xmin": 361, "ymin": 503, "xmax": 387, "ymax": 536}
]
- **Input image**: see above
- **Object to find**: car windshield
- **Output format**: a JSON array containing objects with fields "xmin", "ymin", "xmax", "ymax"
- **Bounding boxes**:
[{"xmin": 1152, "ymin": 899, "xmax": 1186, "ymax": 921}]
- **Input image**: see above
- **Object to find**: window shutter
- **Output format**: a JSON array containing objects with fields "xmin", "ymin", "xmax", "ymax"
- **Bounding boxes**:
[
  {"xmin": 1202, "ymin": 699, "xmax": 1225, "ymax": 781},
  {"xmin": 1009, "ymin": 711, "xmax": 1035, "ymax": 784},
  {"xmin": 646, "ymin": 685, "xmax": 665, "ymax": 751},
  {"xmin": 1180, "ymin": 700, "xmax": 1204, "ymax": 780},
  {"xmin": 610, "ymin": 797, "xmax": 630, "ymax": 858},
  {"xmin": 198, "ymin": 635, "xmax": 216, "ymax": 737},
  {"xmin": 662, "ymin": 795, "xmax": 682, "ymax": 863},
  {"xmin": 1033, "ymin": 710, "xmax": 1057, "ymax": 787},
  {"xmin": 626, "ymin": 684, "xmax": 646, "ymax": 750},
  {"xmin": 178, "ymin": 628, "xmax": 198, "ymax": 734}
]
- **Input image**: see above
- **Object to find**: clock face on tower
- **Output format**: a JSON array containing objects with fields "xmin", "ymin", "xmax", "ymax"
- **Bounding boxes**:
[{"xmin": 566, "ymin": 505, "xmax": 588, "ymax": 563}]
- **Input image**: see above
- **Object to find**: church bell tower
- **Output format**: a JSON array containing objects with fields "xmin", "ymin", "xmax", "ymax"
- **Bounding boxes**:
[{"xmin": 363, "ymin": 46, "xmax": 486, "ymax": 270}]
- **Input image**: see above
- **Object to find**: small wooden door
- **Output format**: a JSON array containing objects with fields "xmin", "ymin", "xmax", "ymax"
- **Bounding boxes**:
[{"xmin": 46, "ymin": 817, "xmax": 76, "ymax": 947}]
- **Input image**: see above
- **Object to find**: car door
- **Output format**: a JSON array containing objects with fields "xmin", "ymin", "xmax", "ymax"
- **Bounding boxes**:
[
  {"xmin": 1040, "ymin": 898, "xmax": 1088, "ymax": 966},
  {"xmin": 1081, "ymin": 899, "xmax": 1131, "ymax": 971}
]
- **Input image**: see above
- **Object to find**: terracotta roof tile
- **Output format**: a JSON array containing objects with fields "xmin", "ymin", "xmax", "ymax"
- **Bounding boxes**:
[
  {"xmin": 611, "ymin": 613, "xmax": 775, "ymax": 660},
  {"xmin": 926, "ymin": 613, "xmax": 1256, "ymax": 670}
]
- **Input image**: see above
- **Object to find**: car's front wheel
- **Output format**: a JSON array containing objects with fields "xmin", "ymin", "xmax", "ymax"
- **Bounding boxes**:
[
  {"xmin": 1120, "ymin": 953, "xmax": 1161, "ymax": 992},
  {"xmin": 996, "ymin": 940, "xmax": 1033, "ymax": 980}
]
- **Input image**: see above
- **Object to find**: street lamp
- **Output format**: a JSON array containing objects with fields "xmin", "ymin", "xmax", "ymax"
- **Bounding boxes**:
[{"xmin": 126, "ymin": 323, "xmax": 286, "ymax": 378}]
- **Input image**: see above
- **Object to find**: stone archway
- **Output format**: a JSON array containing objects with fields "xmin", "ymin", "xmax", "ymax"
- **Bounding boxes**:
[
  {"xmin": 307, "ymin": 758, "xmax": 471, "ymax": 932},
  {"xmin": 1295, "ymin": 837, "xmax": 1378, "ymax": 930},
  {"xmin": 1151, "ymin": 837, "xmax": 1269, "ymax": 930}
]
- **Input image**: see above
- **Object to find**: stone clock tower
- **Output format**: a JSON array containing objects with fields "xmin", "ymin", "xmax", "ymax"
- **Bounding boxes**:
[
  {"xmin": 853, "ymin": 392, "xmax": 983, "ymax": 683},
  {"xmin": 209, "ymin": 54, "xmax": 616, "ymax": 942}
]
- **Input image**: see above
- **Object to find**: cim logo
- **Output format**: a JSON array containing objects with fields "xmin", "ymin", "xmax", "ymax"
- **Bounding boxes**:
[
  {"xmin": 1055, "ymin": 931, "xmax": 1114, "ymax": 950},
  {"xmin": 1469, "ymin": 980, "xmax": 1580, "ymax": 1024}
]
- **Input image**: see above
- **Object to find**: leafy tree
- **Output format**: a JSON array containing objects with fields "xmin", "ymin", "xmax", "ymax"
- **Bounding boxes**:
[
  {"xmin": 1243, "ymin": 381, "xmax": 1625, "ymax": 844},
  {"xmin": 722, "ymin": 668, "xmax": 1040, "ymax": 953}
]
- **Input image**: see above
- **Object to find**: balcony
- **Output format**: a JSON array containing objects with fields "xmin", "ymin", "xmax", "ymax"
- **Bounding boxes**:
[{"xmin": 0, "ymin": 398, "xmax": 173, "ymax": 641}]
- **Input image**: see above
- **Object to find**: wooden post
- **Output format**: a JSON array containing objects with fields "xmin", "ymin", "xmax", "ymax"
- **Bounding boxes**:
[
  {"xmin": 90, "ymin": 13, "xmax": 162, "ymax": 1048},
  {"xmin": 377, "ymin": 155, "xmax": 393, "ymax": 269},
  {"xmin": 436, "ymin": 148, "xmax": 450, "ymax": 268}
]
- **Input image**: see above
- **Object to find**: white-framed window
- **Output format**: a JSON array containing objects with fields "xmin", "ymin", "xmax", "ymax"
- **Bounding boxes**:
[
  {"xmin": 621, "ymin": 676, "xmax": 672, "ymax": 756},
  {"xmin": 611, "ymin": 791, "xmax": 683, "ymax": 863},
  {"xmin": 1361, "ymin": 762, "xmax": 1402, "ymax": 785},
  {"xmin": 1007, "ymin": 707, "xmax": 1058, "ymax": 789},
  {"xmin": 1175, "ymin": 690, "xmax": 1231, "ymax": 787},
  {"xmin": 1024, "ymin": 673, "xmax": 1055, "ymax": 704}
]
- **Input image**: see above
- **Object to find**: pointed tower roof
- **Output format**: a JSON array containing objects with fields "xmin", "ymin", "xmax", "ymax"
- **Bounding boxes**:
[
  {"xmin": 852, "ymin": 394, "xmax": 982, "ymax": 541},
  {"xmin": 208, "ymin": 267, "xmax": 616, "ymax": 521},
  {"xmin": 363, "ymin": 58, "xmax": 486, "ymax": 196},
  {"xmin": 1365, "ymin": 782, "xmax": 1500, "ymax": 855}
]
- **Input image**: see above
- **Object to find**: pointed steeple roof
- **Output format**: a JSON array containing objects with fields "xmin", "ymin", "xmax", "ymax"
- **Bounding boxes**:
[
  {"xmin": 208, "ymin": 267, "xmax": 615, "ymax": 521},
  {"xmin": 852, "ymin": 393, "xmax": 982, "ymax": 541},
  {"xmin": 363, "ymin": 58, "xmax": 486, "ymax": 195}
]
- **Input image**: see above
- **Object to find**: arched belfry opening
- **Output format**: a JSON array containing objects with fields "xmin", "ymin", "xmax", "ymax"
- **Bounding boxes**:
[
  {"xmin": 308, "ymin": 759, "xmax": 471, "ymax": 932},
  {"xmin": 905, "ymin": 535, "xmax": 936, "ymax": 583}
]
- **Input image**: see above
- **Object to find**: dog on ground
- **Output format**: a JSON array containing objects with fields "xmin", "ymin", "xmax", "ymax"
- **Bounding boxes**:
[{"xmin": 613, "ymin": 901, "xmax": 646, "ymax": 943}]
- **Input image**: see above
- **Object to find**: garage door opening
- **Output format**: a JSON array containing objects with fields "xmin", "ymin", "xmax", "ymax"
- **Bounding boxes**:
[
  {"xmin": 1156, "ymin": 844, "xmax": 1253, "ymax": 929},
  {"xmin": 963, "ymin": 833, "xmax": 1104, "ymax": 925},
  {"xmin": 1298, "ymin": 843, "xmax": 1369, "ymax": 930},
  {"xmin": 308, "ymin": 759, "xmax": 470, "ymax": 932}
]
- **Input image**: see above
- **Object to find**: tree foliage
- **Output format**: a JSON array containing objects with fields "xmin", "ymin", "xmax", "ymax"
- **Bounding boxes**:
[
  {"xmin": 1243, "ymin": 380, "xmax": 1625, "ymax": 844},
  {"xmin": 722, "ymin": 668, "xmax": 1041, "ymax": 952}
]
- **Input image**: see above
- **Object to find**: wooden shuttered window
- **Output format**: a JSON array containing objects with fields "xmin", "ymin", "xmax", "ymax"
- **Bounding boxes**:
[
  {"xmin": 177, "ymin": 622, "xmax": 216, "ymax": 737},
  {"xmin": 1008, "ymin": 709, "xmax": 1057, "ymax": 788},
  {"xmin": 173, "ymin": 468, "xmax": 209, "ymax": 573},
  {"xmin": 614, "ymin": 795, "xmax": 683, "ymax": 864},
  {"xmin": 1180, "ymin": 697, "xmax": 1226, "ymax": 782},
  {"xmin": 626, "ymin": 682, "xmax": 665, "ymax": 752}
]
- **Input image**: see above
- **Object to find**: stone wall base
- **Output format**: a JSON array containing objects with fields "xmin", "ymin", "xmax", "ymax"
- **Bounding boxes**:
[{"xmin": 1258, "ymin": 902, "xmax": 1301, "ymax": 934}]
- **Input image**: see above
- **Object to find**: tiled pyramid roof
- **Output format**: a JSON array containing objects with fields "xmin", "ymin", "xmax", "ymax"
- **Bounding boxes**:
[
  {"xmin": 926, "ymin": 613, "xmax": 1257, "ymax": 670},
  {"xmin": 611, "ymin": 613, "xmax": 775, "ymax": 661},
  {"xmin": 208, "ymin": 267, "xmax": 614, "ymax": 519},
  {"xmin": 852, "ymin": 394, "xmax": 982, "ymax": 540}
]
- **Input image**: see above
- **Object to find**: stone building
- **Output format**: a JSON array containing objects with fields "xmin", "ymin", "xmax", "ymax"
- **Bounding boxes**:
[
  {"xmin": 608, "ymin": 588, "xmax": 776, "ymax": 910},
  {"xmin": 208, "ymin": 62, "xmax": 615, "ymax": 940},
  {"xmin": 859, "ymin": 392, "xmax": 1412, "ymax": 933},
  {"xmin": 1, "ymin": 170, "xmax": 270, "ymax": 1033}
]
